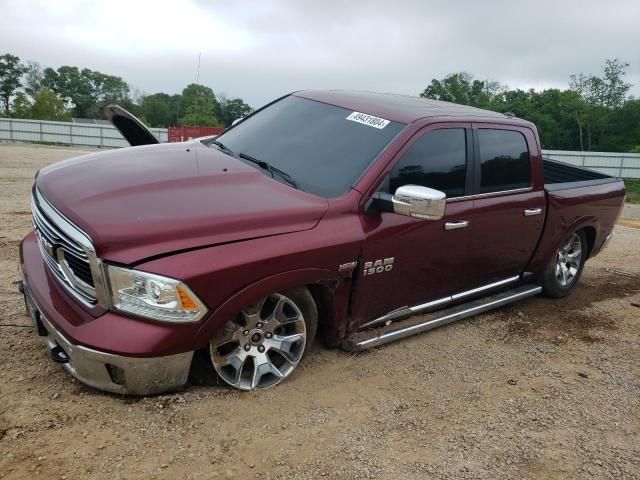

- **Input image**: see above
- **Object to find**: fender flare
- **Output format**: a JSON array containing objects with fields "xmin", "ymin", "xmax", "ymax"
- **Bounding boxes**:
[
  {"xmin": 528, "ymin": 215, "xmax": 600, "ymax": 275},
  {"xmin": 552, "ymin": 216, "xmax": 600, "ymax": 256},
  {"xmin": 192, "ymin": 268, "xmax": 349, "ymax": 349}
]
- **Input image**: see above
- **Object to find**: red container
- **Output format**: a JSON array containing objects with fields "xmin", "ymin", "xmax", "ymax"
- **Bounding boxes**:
[{"xmin": 168, "ymin": 125, "xmax": 225, "ymax": 142}]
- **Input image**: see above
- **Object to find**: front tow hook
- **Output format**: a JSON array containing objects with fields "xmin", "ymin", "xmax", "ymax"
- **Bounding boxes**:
[{"xmin": 51, "ymin": 346, "xmax": 70, "ymax": 364}]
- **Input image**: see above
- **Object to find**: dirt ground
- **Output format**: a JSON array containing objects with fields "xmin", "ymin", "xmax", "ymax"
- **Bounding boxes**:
[{"xmin": 1, "ymin": 143, "xmax": 639, "ymax": 480}]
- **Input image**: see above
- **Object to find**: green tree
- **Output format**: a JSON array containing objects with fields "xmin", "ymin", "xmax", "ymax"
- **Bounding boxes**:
[
  {"xmin": 214, "ymin": 95, "xmax": 253, "ymax": 127},
  {"xmin": 181, "ymin": 84, "xmax": 218, "ymax": 112},
  {"xmin": 420, "ymin": 60, "xmax": 636, "ymax": 153},
  {"xmin": 600, "ymin": 98, "xmax": 640, "ymax": 152},
  {"xmin": 420, "ymin": 72, "xmax": 502, "ymax": 108},
  {"xmin": 532, "ymin": 89, "xmax": 583, "ymax": 150},
  {"xmin": 24, "ymin": 61, "xmax": 44, "ymax": 98},
  {"xmin": 569, "ymin": 58, "xmax": 631, "ymax": 151},
  {"xmin": 180, "ymin": 84, "xmax": 220, "ymax": 126},
  {"xmin": 42, "ymin": 65, "xmax": 131, "ymax": 118},
  {"xmin": 91, "ymin": 71, "xmax": 130, "ymax": 105},
  {"xmin": 490, "ymin": 88, "xmax": 582, "ymax": 150},
  {"xmin": 11, "ymin": 92, "xmax": 32, "ymax": 118},
  {"xmin": 41, "ymin": 66, "xmax": 59, "ymax": 91},
  {"xmin": 0, "ymin": 53, "xmax": 26, "ymax": 114},
  {"xmin": 117, "ymin": 97, "xmax": 143, "ymax": 118},
  {"xmin": 44, "ymin": 66, "xmax": 95, "ymax": 117},
  {"xmin": 421, "ymin": 72, "xmax": 473, "ymax": 104},
  {"xmin": 181, "ymin": 95, "xmax": 219, "ymax": 126},
  {"xmin": 30, "ymin": 88, "xmax": 69, "ymax": 121},
  {"xmin": 139, "ymin": 93, "xmax": 178, "ymax": 127}
]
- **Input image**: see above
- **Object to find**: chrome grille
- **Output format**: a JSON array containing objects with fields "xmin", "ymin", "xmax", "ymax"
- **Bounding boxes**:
[{"xmin": 32, "ymin": 188, "xmax": 98, "ymax": 305}]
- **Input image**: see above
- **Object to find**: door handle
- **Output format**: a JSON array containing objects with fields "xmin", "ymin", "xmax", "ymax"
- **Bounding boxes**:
[
  {"xmin": 524, "ymin": 208, "xmax": 542, "ymax": 217},
  {"xmin": 444, "ymin": 220, "xmax": 469, "ymax": 230}
]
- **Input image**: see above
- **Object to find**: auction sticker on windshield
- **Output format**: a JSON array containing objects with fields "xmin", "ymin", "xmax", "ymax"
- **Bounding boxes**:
[{"xmin": 346, "ymin": 111, "xmax": 390, "ymax": 129}]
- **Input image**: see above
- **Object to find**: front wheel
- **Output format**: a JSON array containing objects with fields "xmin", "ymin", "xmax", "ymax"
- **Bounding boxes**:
[
  {"xmin": 541, "ymin": 230, "xmax": 587, "ymax": 298},
  {"xmin": 209, "ymin": 287, "xmax": 317, "ymax": 391}
]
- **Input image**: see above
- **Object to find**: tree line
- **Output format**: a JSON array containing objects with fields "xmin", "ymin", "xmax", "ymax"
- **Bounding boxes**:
[
  {"xmin": 0, "ymin": 53, "xmax": 253, "ymax": 128},
  {"xmin": 1, "ymin": 53, "xmax": 639, "ymax": 152},
  {"xmin": 420, "ymin": 59, "xmax": 639, "ymax": 153}
]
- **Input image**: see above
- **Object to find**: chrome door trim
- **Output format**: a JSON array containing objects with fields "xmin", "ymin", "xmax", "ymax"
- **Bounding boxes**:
[
  {"xmin": 410, "ymin": 296, "xmax": 451, "ymax": 312},
  {"xmin": 359, "ymin": 275, "xmax": 520, "ymax": 330},
  {"xmin": 444, "ymin": 220, "xmax": 469, "ymax": 230},
  {"xmin": 450, "ymin": 275, "xmax": 519, "ymax": 300},
  {"xmin": 447, "ymin": 187, "xmax": 533, "ymax": 203},
  {"xmin": 524, "ymin": 208, "xmax": 543, "ymax": 216}
]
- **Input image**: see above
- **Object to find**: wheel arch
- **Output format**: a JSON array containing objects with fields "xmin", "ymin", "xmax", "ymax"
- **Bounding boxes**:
[
  {"xmin": 306, "ymin": 282, "xmax": 347, "ymax": 347},
  {"xmin": 581, "ymin": 225, "xmax": 597, "ymax": 258},
  {"xmin": 193, "ymin": 268, "xmax": 351, "ymax": 349},
  {"xmin": 528, "ymin": 216, "xmax": 600, "ymax": 277}
]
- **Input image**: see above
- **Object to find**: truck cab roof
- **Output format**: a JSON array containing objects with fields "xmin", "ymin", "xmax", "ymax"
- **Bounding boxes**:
[{"xmin": 295, "ymin": 89, "xmax": 534, "ymax": 127}]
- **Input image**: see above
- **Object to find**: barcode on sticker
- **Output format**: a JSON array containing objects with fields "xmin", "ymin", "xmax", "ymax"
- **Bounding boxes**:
[{"xmin": 346, "ymin": 111, "xmax": 390, "ymax": 129}]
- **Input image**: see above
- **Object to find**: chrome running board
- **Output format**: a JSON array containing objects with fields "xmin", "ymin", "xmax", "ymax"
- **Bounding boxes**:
[
  {"xmin": 359, "ymin": 275, "xmax": 520, "ymax": 330},
  {"xmin": 343, "ymin": 284, "xmax": 541, "ymax": 351}
]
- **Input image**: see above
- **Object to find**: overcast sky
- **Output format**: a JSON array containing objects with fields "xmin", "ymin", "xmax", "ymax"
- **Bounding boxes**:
[{"xmin": 2, "ymin": 0, "xmax": 639, "ymax": 108}]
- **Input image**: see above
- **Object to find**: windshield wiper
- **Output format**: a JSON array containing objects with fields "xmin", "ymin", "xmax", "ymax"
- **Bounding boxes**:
[
  {"xmin": 209, "ymin": 139, "xmax": 235, "ymax": 157},
  {"xmin": 238, "ymin": 152, "xmax": 298, "ymax": 188},
  {"xmin": 210, "ymin": 141, "xmax": 298, "ymax": 189}
]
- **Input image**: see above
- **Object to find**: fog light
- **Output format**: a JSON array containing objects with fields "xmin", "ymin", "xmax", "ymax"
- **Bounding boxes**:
[{"xmin": 106, "ymin": 364, "xmax": 126, "ymax": 385}]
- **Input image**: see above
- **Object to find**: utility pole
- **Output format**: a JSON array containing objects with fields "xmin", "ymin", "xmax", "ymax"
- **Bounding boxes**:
[{"xmin": 194, "ymin": 52, "xmax": 202, "ymax": 121}]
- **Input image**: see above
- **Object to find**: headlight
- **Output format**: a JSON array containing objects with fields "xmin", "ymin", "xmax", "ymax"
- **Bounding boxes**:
[{"xmin": 106, "ymin": 265, "xmax": 207, "ymax": 323}]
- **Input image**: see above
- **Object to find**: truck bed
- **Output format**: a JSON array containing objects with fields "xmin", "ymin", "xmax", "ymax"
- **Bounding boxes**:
[
  {"xmin": 543, "ymin": 157, "xmax": 621, "ymax": 191},
  {"xmin": 528, "ymin": 157, "xmax": 626, "ymax": 276}
]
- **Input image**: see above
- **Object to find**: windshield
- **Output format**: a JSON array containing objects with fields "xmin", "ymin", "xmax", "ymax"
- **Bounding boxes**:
[{"xmin": 212, "ymin": 95, "xmax": 405, "ymax": 198}]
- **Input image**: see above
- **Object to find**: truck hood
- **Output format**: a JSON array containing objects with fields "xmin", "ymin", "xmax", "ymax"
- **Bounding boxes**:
[
  {"xmin": 104, "ymin": 104, "xmax": 160, "ymax": 146},
  {"xmin": 36, "ymin": 142, "xmax": 329, "ymax": 264}
]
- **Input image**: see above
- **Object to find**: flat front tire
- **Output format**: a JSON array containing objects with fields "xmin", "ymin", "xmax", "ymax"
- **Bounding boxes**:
[
  {"xmin": 209, "ymin": 287, "xmax": 317, "ymax": 391},
  {"xmin": 541, "ymin": 230, "xmax": 587, "ymax": 298}
]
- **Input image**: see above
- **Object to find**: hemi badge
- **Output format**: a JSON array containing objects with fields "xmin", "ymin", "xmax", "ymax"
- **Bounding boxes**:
[{"xmin": 338, "ymin": 261, "xmax": 358, "ymax": 273}]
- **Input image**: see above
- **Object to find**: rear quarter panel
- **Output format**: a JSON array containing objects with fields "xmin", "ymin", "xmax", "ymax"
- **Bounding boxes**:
[{"xmin": 527, "ymin": 180, "xmax": 625, "ymax": 274}]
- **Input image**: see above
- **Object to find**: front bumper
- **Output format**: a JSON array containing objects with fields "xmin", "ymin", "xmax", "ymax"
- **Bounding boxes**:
[
  {"xmin": 19, "ymin": 231, "xmax": 195, "ymax": 396},
  {"xmin": 22, "ymin": 281, "xmax": 193, "ymax": 395}
]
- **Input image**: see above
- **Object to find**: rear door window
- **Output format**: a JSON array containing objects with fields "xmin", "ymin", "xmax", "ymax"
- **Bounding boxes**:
[
  {"xmin": 388, "ymin": 128, "xmax": 467, "ymax": 197},
  {"xmin": 477, "ymin": 129, "xmax": 531, "ymax": 193}
]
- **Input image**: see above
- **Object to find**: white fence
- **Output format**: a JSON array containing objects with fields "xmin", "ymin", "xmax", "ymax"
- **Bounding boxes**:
[
  {"xmin": 1, "ymin": 117, "xmax": 639, "ymax": 178},
  {"xmin": 0, "ymin": 117, "xmax": 168, "ymax": 148},
  {"xmin": 542, "ymin": 150, "xmax": 640, "ymax": 179}
]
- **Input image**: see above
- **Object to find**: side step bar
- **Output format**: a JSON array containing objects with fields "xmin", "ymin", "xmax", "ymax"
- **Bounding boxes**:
[{"xmin": 342, "ymin": 284, "xmax": 541, "ymax": 351}]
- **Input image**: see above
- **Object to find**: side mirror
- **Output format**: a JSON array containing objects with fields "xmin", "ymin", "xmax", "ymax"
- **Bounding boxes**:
[{"xmin": 391, "ymin": 185, "xmax": 446, "ymax": 220}]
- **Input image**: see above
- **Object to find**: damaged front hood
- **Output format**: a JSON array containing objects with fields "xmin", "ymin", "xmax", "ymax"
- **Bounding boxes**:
[{"xmin": 36, "ymin": 142, "xmax": 329, "ymax": 264}]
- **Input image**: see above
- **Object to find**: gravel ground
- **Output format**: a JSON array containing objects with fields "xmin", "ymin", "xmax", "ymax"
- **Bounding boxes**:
[{"xmin": 1, "ymin": 143, "xmax": 639, "ymax": 480}]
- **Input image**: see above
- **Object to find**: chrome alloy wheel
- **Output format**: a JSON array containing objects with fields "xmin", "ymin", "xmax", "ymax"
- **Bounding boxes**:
[
  {"xmin": 555, "ymin": 233, "xmax": 583, "ymax": 287},
  {"xmin": 210, "ymin": 293, "xmax": 307, "ymax": 391}
]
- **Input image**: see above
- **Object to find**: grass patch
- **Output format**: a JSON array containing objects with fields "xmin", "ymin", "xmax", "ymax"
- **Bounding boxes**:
[{"xmin": 625, "ymin": 179, "xmax": 640, "ymax": 204}]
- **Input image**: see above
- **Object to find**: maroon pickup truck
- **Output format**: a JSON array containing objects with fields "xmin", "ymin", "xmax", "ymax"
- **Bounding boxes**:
[{"xmin": 19, "ymin": 91, "xmax": 625, "ymax": 394}]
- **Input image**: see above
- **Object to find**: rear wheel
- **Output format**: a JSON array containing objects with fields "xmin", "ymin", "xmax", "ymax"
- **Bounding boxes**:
[
  {"xmin": 209, "ymin": 287, "xmax": 317, "ymax": 391},
  {"xmin": 541, "ymin": 230, "xmax": 587, "ymax": 298}
]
